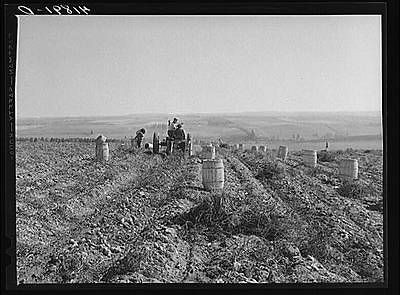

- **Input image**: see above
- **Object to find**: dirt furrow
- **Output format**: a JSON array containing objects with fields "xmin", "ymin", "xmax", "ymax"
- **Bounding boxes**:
[
  {"xmin": 233, "ymin": 150, "xmax": 383, "ymax": 282},
  {"xmin": 17, "ymin": 148, "xmax": 171, "ymax": 283}
]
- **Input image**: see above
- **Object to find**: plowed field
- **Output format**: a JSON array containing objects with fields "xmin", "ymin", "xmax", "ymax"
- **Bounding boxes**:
[{"xmin": 16, "ymin": 141, "xmax": 383, "ymax": 284}]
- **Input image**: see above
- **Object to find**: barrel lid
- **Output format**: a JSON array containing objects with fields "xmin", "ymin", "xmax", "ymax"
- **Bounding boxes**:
[
  {"xmin": 202, "ymin": 158, "xmax": 223, "ymax": 163},
  {"xmin": 341, "ymin": 158, "xmax": 358, "ymax": 162}
]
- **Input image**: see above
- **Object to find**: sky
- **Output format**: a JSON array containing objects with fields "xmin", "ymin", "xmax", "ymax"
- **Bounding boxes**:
[{"xmin": 16, "ymin": 15, "xmax": 382, "ymax": 118}]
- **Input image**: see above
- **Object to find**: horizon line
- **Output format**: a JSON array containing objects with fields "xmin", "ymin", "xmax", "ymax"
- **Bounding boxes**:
[{"xmin": 17, "ymin": 110, "xmax": 382, "ymax": 120}]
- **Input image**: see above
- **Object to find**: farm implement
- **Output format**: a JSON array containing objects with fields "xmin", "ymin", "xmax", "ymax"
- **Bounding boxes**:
[{"xmin": 152, "ymin": 132, "xmax": 193, "ymax": 157}]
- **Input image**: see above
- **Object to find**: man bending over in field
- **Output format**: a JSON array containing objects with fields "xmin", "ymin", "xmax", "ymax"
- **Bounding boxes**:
[{"xmin": 134, "ymin": 128, "xmax": 146, "ymax": 148}]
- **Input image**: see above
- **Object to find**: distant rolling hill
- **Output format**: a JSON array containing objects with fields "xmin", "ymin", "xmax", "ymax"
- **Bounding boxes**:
[{"xmin": 16, "ymin": 112, "xmax": 382, "ymax": 145}]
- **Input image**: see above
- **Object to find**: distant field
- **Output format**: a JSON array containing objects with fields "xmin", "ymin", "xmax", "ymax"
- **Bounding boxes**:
[{"xmin": 16, "ymin": 112, "xmax": 383, "ymax": 150}]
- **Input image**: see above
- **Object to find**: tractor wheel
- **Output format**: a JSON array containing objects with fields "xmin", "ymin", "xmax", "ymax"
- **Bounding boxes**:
[{"xmin": 153, "ymin": 132, "xmax": 160, "ymax": 154}]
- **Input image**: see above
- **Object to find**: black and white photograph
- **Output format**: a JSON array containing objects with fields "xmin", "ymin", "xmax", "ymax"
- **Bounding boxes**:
[{"xmin": 3, "ymin": 3, "xmax": 393, "ymax": 288}]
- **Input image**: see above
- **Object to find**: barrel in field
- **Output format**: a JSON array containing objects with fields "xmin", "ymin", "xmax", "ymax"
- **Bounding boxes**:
[
  {"xmin": 238, "ymin": 143, "xmax": 244, "ymax": 150},
  {"xmin": 303, "ymin": 150, "xmax": 317, "ymax": 168},
  {"xmin": 188, "ymin": 141, "xmax": 193, "ymax": 156},
  {"xmin": 251, "ymin": 145, "xmax": 258, "ymax": 152},
  {"xmin": 277, "ymin": 146, "xmax": 288, "ymax": 161},
  {"xmin": 339, "ymin": 159, "xmax": 358, "ymax": 180},
  {"xmin": 202, "ymin": 145, "xmax": 215, "ymax": 159},
  {"xmin": 202, "ymin": 159, "xmax": 225, "ymax": 191},
  {"xmin": 259, "ymin": 145, "xmax": 266, "ymax": 152},
  {"xmin": 96, "ymin": 135, "xmax": 109, "ymax": 161},
  {"xmin": 144, "ymin": 142, "xmax": 153, "ymax": 149},
  {"xmin": 187, "ymin": 134, "xmax": 193, "ymax": 156}
]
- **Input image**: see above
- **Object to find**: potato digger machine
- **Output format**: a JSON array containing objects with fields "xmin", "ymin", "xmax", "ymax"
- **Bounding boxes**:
[{"xmin": 151, "ymin": 131, "xmax": 193, "ymax": 157}]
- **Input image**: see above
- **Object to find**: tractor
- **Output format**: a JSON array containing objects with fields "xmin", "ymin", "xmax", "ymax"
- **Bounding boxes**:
[{"xmin": 152, "ymin": 131, "xmax": 193, "ymax": 157}]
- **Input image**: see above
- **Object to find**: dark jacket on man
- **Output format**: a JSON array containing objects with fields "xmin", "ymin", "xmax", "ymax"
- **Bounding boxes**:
[{"xmin": 174, "ymin": 128, "xmax": 185, "ymax": 141}]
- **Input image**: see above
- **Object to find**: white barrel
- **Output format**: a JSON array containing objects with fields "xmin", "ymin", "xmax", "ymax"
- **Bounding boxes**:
[
  {"xmin": 238, "ymin": 143, "xmax": 244, "ymax": 150},
  {"xmin": 277, "ymin": 146, "xmax": 288, "ymax": 161},
  {"xmin": 144, "ymin": 143, "xmax": 153, "ymax": 149},
  {"xmin": 202, "ymin": 159, "xmax": 224, "ymax": 191},
  {"xmin": 96, "ymin": 135, "xmax": 109, "ymax": 161},
  {"xmin": 202, "ymin": 145, "xmax": 215, "ymax": 159},
  {"xmin": 339, "ymin": 159, "xmax": 358, "ymax": 180},
  {"xmin": 188, "ymin": 141, "xmax": 193, "ymax": 156},
  {"xmin": 251, "ymin": 146, "xmax": 258, "ymax": 152},
  {"xmin": 259, "ymin": 145, "xmax": 266, "ymax": 152},
  {"xmin": 96, "ymin": 142, "xmax": 109, "ymax": 161},
  {"xmin": 303, "ymin": 150, "xmax": 317, "ymax": 168}
]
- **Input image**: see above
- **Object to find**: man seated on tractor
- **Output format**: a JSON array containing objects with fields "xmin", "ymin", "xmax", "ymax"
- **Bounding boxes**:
[
  {"xmin": 133, "ymin": 128, "xmax": 146, "ymax": 148},
  {"xmin": 167, "ymin": 117, "xmax": 178, "ymax": 138},
  {"xmin": 174, "ymin": 123, "xmax": 186, "ymax": 152}
]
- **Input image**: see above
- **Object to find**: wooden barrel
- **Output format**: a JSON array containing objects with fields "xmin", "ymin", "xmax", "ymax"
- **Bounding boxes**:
[
  {"xmin": 277, "ymin": 146, "xmax": 288, "ymax": 161},
  {"xmin": 303, "ymin": 150, "xmax": 317, "ymax": 168},
  {"xmin": 202, "ymin": 145, "xmax": 215, "ymax": 159},
  {"xmin": 202, "ymin": 159, "xmax": 224, "ymax": 191},
  {"xmin": 251, "ymin": 145, "xmax": 258, "ymax": 152},
  {"xmin": 339, "ymin": 159, "xmax": 358, "ymax": 180},
  {"xmin": 259, "ymin": 145, "xmax": 266, "ymax": 152},
  {"xmin": 96, "ymin": 135, "xmax": 109, "ymax": 161},
  {"xmin": 188, "ymin": 141, "xmax": 193, "ymax": 156},
  {"xmin": 187, "ymin": 134, "xmax": 193, "ymax": 156}
]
